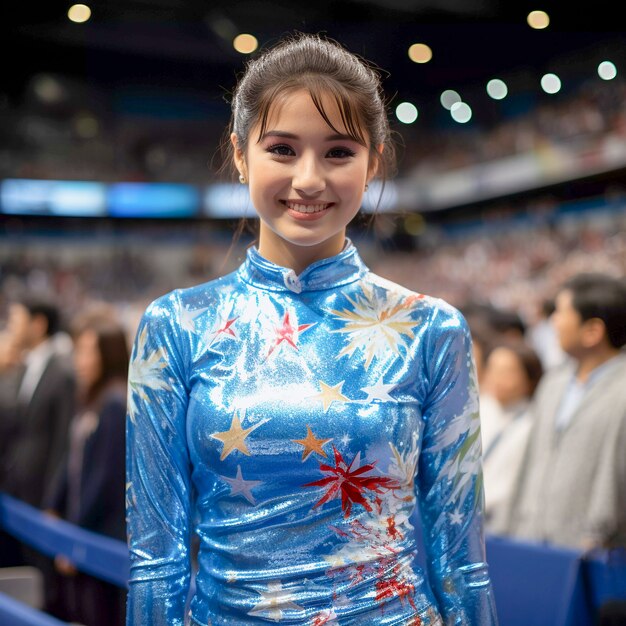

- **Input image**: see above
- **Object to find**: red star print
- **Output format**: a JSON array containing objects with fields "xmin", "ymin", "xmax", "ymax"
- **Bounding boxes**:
[
  {"xmin": 216, "ymin": 316, "xmax": 238, "ymax": 338},
  {"xmin": 267, "ymin": 311, "xmax": 313, "ymax": 358},
  {"xmin": 304, "ymin": 446, "xmax": 399, "ymax": 518}
]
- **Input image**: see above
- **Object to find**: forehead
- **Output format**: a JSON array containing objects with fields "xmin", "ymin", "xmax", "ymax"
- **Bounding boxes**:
[
  {"xmin": 263, "ymin": 89, "xmax": 345, "ymax": 129},
  {"xmin": 555, "ymin": 289, "xmax": 575, "ymax": 309},
  {"xmin": 9, "ymin": 303, "xmax": 29, "ymax": 318},
  {"xmin": 257, "ymin": 87, "xmax": 369, "ymax": 146},
  {"xmin": 488, "ymin": 347, "xmax": 520, "ymax": 366}
]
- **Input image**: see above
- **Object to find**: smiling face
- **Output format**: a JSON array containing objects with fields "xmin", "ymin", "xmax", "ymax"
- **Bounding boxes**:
[{"xmin": 232, "ymin": 89, "xmax": 378, "ymax": 272}]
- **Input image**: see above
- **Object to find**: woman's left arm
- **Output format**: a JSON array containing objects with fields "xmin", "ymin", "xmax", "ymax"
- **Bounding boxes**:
[{"xmin": 417, "ymin": 305, "xmax": 499, "ymax": 625}]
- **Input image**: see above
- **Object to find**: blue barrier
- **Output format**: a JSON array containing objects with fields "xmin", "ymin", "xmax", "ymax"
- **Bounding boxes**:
[
  {"xmin": 0, "ymin": 493, "xmax": 128, "ymax": 588},
  {"xmin": 582, "ymin": 547, "xmax": 626, "ymax": 609},
  {"xmin": 0, "ymin": 592, "xmax": 68, "ymax": 626},
  {"xmin": 485, "ymin": 534, "xmax": 592, "ymax": 626},
  {"xmin": 1, "ymin": 491, "xmax": 625, "ymax": 626}
]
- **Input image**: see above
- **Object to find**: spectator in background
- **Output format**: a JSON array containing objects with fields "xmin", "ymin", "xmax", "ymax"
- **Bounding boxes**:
[
  {"xmin": 0, "ymin": 295, "xmax": 76, "ymax": 613},
  {"xmin": 479, "ymin": 340, "xmax": 543, "ymax": 535},
  {"xmin": 0, "ymin": 328, "xmax": 28, "ymax": 567},
  {"xmin": 506, "ymin": 273, "xmax": 626, "ymax": 550},
  {"xmin": 461, "ymin": 302, "xmax": 526, "ymax": 344},
  {"xmin": 1, "ymin": 296, "xmax": 75, "ymax": 509},
  {"xmin": 45, "ymin": 310, "xmax": 128, "ymax": 626}
]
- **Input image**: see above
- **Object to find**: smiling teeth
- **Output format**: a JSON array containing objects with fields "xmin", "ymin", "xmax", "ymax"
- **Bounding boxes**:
[{"xmin": 286, "ymin": 202, "xmax": 330, "ymax": 213}]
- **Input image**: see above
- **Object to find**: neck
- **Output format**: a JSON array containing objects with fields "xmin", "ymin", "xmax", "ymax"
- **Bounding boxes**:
[
  {"xmin": 29, "ymin": 336, "xmax": 50, "ymax": 351},
  {"xmin": 258, "ymin": 229, "xmax": 346, "ymax": 274},
  {"xmin": 575, "ymin": 347, "xmax": 619, "ymax": 382}
]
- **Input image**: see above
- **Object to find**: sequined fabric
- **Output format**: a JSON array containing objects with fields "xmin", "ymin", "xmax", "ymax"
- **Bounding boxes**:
[{"xmin": 126, "ymin": 239, "xmax": 498, "ymax": 625}]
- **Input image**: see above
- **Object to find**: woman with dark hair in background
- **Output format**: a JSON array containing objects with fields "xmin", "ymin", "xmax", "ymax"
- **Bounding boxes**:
[{"xmin": 45, "ymin": 310, "xmax": 129, "ymax": 626}]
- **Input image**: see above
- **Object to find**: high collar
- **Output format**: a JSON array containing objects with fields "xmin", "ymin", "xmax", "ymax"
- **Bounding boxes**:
[{"xmin": 237, "ymin": 238, "xmax": 368, "ymax": 293}]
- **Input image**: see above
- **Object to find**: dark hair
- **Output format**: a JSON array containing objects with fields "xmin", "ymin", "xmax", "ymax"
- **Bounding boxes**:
[
  {"xmin": 461, "ymin": 302, "xmax": 526, "ymax": 340},
  {"xmin": 19, "ymin": 296, "xmax": 61, "ymax": 337},
  {"xmin": 490, "ymin": 340, "xmax": 544, "ymax": 398},
  {"xmin": 72, "ymin": 311, "xmax": 130, "ymax": 407},
  {"xmin": 560, "ymin": 273, "xmax": 626, "ymax": 349},
  {"xmin": 541, "ymin": 298, "xmax": 555, "ymax": 317},
  {"xmin": 227, "ymin": 32, "xmax": 395, "ymax": 177}
]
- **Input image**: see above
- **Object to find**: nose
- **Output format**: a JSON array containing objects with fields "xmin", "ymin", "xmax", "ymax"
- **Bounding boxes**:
[{"xmin": 292, "ymin": 152, "xmax": 326, "ymax": 196}]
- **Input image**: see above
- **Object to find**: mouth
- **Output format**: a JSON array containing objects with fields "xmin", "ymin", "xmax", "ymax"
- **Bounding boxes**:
[{"xmin": 281, "ymin": 200, "xmax": 334, "ymax": 214}]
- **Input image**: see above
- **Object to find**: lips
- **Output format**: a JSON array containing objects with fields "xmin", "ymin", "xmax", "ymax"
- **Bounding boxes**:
[{"xmin": 282, "ymin": 200, "xmax": 333, "ymax": 214}]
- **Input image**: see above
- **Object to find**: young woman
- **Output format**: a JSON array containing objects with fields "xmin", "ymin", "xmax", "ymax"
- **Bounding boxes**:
[
  {"xmin": 47, "ymin": 310, "xmax": 129, "ymax": 625},
  {"xmin": 126, "ymin": 33, "xmax": 498, "ymax": 625}
]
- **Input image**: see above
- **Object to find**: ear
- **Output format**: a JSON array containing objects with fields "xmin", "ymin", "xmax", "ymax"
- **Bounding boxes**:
[
  {"xmin": 367, "ymin": 143, "xmax": 384, "ymax": 182},
  {"xmin": 231, "ymin": 132, "xmax": 247, "ymax": 180}
]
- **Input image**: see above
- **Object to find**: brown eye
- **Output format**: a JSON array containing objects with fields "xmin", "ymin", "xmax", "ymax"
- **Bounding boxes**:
[
  {"xmin": 267, "ymin": 144, "xmax": 295, "ymax": 156},
  {"xmin": 327, "ymin": 147, "xmax": 356, "ymax": 158}
]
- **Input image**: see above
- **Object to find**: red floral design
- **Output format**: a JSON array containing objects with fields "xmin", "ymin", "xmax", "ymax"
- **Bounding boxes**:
[
  {"xmin": 311, "ymin": 611, "xmax": 336, "ymax": 625},
  {"xmin": 374, "ymin": 564, "xmax": 417, "ymax": 612},
  {"xmin": 304, "ymin": 446, "xmax": 399, "ymax": 518}
]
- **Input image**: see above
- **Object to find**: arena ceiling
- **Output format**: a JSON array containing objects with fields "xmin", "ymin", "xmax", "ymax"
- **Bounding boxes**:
[{"xmin": 4, "ymin": 0, "xmax": 624, "ymax": 126}]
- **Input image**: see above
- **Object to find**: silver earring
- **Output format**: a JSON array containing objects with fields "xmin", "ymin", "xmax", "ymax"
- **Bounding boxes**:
[{"xmin": 239, "ymin": 174, "xmax": 246, "ymax": 184}]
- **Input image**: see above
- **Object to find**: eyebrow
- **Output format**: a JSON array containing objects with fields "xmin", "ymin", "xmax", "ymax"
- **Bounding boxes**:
[{"xmin": 260, "ymin": 130, "xmax": 358, "ymax": 142}]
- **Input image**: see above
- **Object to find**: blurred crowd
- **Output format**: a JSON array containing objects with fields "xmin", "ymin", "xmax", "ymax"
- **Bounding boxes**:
[
  {"xmin": 2, "ymin": 68, "xmax": 625, "ymax": 183},
  {"xmin": 0, "ymin": 298, "xmax": 127, "ymax": 625},
  {"xmin": 401, "ymin": 77, "xmax": 626, "ymax": 176}
]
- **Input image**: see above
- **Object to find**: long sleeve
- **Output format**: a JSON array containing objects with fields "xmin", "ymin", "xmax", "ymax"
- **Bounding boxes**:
[
  {"xmin": 126, "ymin": 291, "xmax": 193, "ymax": 626},
  {"xmin": 417, "ymin": 306, "xmax": 498, "ymax": 624}
]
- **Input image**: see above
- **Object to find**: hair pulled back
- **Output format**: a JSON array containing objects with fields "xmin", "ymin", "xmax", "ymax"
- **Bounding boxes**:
[{"xmin": 227, "ymin": 32, "xmax": 396, "ymax": 180}]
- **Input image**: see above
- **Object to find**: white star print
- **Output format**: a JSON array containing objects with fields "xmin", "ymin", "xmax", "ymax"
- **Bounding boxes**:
[
  {"xmin": 359, "ymin": 379, "xmax": 396, "ymax": 403},
  {"xmin": 219, "ymin": 465, "xmax": 262, "ymax": 505},
  {"xmin": 449, "ymin": 510, "xmax": 464, "ymax": 525},
  {"xmin": 177, "ymin": 303, "xmax": 208, "ymax": 333},
  {"xmin": 248, "ymin": 580, "xmax": 304, "ymax": 621}
]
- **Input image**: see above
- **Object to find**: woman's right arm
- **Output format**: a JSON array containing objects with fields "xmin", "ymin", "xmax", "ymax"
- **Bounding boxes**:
[{"xmin": 126, "ymin": 292, "xmax": 192, "ymax": 626}]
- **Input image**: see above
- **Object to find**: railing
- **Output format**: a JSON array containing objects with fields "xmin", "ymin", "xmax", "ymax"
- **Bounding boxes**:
[{"xmin": 1, "ymin": 492, "xmax": 624, "ymax": 625}]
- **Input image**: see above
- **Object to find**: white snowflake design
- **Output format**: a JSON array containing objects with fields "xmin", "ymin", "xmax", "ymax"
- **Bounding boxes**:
[{"xmin": 127, "ymin": 324, "xmax": 171, "ymax": 423}]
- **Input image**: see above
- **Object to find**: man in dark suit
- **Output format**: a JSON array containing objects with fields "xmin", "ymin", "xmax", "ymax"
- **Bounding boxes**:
[
  {"xmin": 3, "ymin": 296, "xmax": 75, "ymax": 508},
  {"xmin": 1, "ymin": 295, "xmax": 75, "ymax": 614}
]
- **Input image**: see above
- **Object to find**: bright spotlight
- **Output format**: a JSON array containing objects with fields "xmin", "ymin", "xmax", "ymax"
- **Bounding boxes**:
[
  {"xmin": 233, "ymin": 34, "xmax": 258, "ymax": 54},
  {"xmin": 450, "ymin": 102, "xmax": 472, "ymax": 123},
  {"xmin": 598, "ymin": 61, "xmax": 617, "ymax": 80},
  {"xmin": 68, "ymin": 4, "xmax": 91, "ymax": 23},
  {"xmin": 486, "ymin": 79, "xmax": 508, "ymax": 100},
  {"xmin": 408, "ymin": 43, "xmax": 433, "ymax": 64},
  {"xmin": 541, "ymin": 73, "xmax": 561, "ymax": 94},
  {"xmin": 396, "ymin": 102, "xmax": 419, "ymax": 124},
  {"xmin": 527, "ymin": 10, "xmax": 550, "ymax": 29},
  {"xmin": 440, "ymin": 90, "xmax": 461, "ymax": 110}
]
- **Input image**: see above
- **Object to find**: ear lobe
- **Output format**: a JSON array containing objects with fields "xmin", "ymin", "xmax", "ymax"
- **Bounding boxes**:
[
  {"xmin": 367, "ymin": 143, "xmax": 384, "ymax": 181},
  {"xmin": 231, "ymin": 132, "xmax": 247, "ymax": 179}
]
